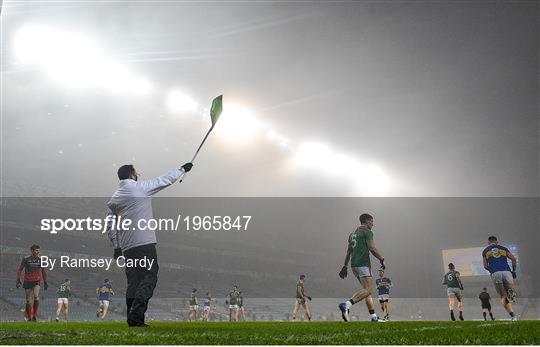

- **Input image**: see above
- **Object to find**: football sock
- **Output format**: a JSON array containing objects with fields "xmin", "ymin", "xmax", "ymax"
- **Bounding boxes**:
[
  {"xmin": 450, "ymin": 310, "xmax": 455, "ymax": 321},
  {"xmin": 33, "ymin": 299, "xmax": 39, "ymax": 319},
  {"xmin": 483, "ymin": 312, "xmax": 487, "ymax": 320},
  {"xmin": 25, "ymin": 303, "xmax": 32, "ymax": 320}
]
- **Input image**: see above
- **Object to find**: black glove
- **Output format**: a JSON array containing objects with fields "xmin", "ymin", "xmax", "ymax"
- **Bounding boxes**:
[
  {"xmin": 380, "ymin": 258, "xmax": 386, "ymax": 270},
  {"xmin": 512, "ymin": 271, "xmax": 517, "ymax": 279},
  {"xmin": 43, "ymin": 282, "xmax": 48, "ymax": 291},
  {"xmin": 306, "ymin": 296, "xmax": 312, "ymax": 301},
  {"xmin": 339, "ymin": 266, "xmax": 348, "ymax": 279},
  {"xmin": 113, "ymin": 248, "xmax": 123, "ymax": 259},
  {"xmin": 182, "ymin": 163, "xmax": 193, "ymax": 172}
]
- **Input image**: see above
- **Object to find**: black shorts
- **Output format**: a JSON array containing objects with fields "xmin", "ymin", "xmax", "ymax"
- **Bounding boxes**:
[
  {"xmin": 23, "ymin": 281, "xmax": 40, "ymax": 289},
  {"xmin": 481, "ymin": 303, "xmax": 491, "ymax": 310},
  {"xmin": 379, "ymin": 299, "xmax": 389, "ymax": 303}
]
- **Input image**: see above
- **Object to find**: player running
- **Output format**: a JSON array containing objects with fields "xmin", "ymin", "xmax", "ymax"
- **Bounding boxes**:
[
  {"xmin": 338, "ymin": 213, "xmax": 386, "ymax": 322},
  {"xmin": 188, "ymin": 288, "xmax": 199, "ymax": 322},
  {"xmin": 292, "ymin": 274, "xmax": 312, "ymax": 321},
  {"xmin": 375, "ymin": 269, "xmax": 393, "ymax": 321},
  {"xmin": 96, "ymin": 279, "xmax": 115, "ymax": 319},
  {"xmin": 202, "ymin": 292, "xmax": 213, "ymax": 321},
  {"xmin": 443, "ymin": 263, "xmax": 464, "ymax": 321},
  {"xmin": 55, "ymin": 279, "xmax": 72, "ymax": 322},
  {"xmin": 16, "ymin": 244, "xmax": 48, "ymax": 322},
  {"xmin": 226, "ymin": 285, "xmax": 240, "ymax": 321},
  {"xmin": 479, "ymin": 287, "xmax": 495, "ymax": 321},
  {"xmin": 482, "ymin": 236, "xmax": 518, "ymax": 321}
]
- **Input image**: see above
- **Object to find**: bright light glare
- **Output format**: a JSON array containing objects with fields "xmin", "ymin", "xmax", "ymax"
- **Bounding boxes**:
[
  {"xmin": 216, "ymin": 106, "xmax": 260, "ymax": 144},
  {"xmin": 14, "ymin": 25, "xmax": 152, "ymax": 94},
  {"xmin": 355, "ymin": 164, "xmax": 391, "ymax": 194},
  {"xmin": 293, "ymin": 142, "xmax": 332, "ymax": 169},
  {"xmin": 14, "ymin": 25, "xmax": 104, "ymax": 87},
  {"xmin": 131, "ymin": 76, "xmax": 152, "ymax": 95},
  {"xmin": 167, "ymin": 91, "xmax": 198, "ymax": 113},
  {"xmin": 293, "ymin": 142, "xmax": 392, "ymax": 194}
]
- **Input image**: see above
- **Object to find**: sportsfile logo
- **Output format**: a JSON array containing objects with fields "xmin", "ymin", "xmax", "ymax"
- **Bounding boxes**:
[{"xmin": 40, "ymin": 215, "xmax": 252, "ymax": 234}]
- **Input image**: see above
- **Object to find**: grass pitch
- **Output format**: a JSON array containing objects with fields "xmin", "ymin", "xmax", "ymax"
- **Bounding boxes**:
[{"xmin": 0, "ymin": 321, "xmax": 538, "ymax": 345}]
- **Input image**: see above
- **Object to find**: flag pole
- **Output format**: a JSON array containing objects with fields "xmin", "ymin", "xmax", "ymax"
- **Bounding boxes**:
[{"xmin": 190, "ymin": 125, "xmax": 214, "ymax": 163}]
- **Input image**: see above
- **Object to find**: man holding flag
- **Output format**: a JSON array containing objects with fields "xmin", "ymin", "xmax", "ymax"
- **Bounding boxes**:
[{"xmin": 106, "ymin": 95, "xmax": 223, "ymax": 327}]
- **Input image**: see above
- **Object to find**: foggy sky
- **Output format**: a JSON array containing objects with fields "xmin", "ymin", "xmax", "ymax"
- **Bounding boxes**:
[{"xmin": 1, "ymin": 1, "xmax": 538, "ymax": 197}]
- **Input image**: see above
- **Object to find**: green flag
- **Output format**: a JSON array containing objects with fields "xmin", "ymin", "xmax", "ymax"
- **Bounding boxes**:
[{"xmin": 210, "ymin": 95, "xmax": 223, "ymax": 127}]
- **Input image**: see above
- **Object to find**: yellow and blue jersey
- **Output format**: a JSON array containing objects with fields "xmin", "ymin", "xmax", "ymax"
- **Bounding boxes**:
[
  {"xmin": 376, "ymin": 277, "xmax": 392, "ymax": 295},
  {"xmin": 98, "ymin": 283, "xmax": 113, "ymax": 301},
  {"xmin": 482, "ymin": 244, "xmax": 511, "ymax": 273}
]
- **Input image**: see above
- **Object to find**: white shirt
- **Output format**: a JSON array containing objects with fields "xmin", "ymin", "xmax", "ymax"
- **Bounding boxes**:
[{"xmin": 106, "ymin": 167, "xmax": 185, "ymax": 251}]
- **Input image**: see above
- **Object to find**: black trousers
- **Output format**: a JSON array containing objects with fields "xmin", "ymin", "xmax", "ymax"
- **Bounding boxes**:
[{"xmin": 123, "ymin": 243, "xmax": 159, "ymax": 325}]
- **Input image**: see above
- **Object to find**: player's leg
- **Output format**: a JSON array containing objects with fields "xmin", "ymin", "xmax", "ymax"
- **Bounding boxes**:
[
  {"xmin": 448, "ymin": 294, "xmax": 456, "ymax": 320},
  {"xmin": 503, "ymin": 274, "xmax": 517, "ymax": 303},
  {"xmin": 292, "ymin": 301, "xmax": 301, "ymax": 320},
  {"xmin": 359, "ymin": 276, "xmax": 378, "ymax": 321},
  {"xmin": 384, "ymin": 300, "xmax": 389, "ymax": 319},
  {"xmin": 55, "ymin": 299, "xmax": 62, "ymax": 321},
  {"xmin": 456, "ymin": 293, "xmax": 464, "ymax": 320},
  {"xmin": 482, "ymin": 308, "xmax": 487, "ymax": 321},
  {"xmin": 302, "ymin": 302, "xmax": 312, "ymax": 321},
  {"xmin": 32, "ymin": 285, "xmax": 41, "ymax": 321},
  {"xmin": 339, "ymin": 267, "xmax": 376, "ymax": 322},
  {"xmin": 63, "ymin": 301, "xmax": 69, "ymax": 321},
  {"xmin": 24, "ymin": 288, "xmax": 33, "ymax": 321},
  {"xmin": 102, "ymin": 300, "xmax": 110, "ymax": 319},
  {"xmin": 487, "ymin": 306, "xmax": 494, "ymax": 320},
  {"xmin": 493, "ymin": 274, "xmax": 516, "ymax": 320}
]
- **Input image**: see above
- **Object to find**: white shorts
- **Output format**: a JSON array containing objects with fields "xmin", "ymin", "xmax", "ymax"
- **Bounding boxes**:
[
  {"xmin": 447, "ymin": 287, "xmax": 462, "ymax": 298},
  {"xmin": 491, "ymin": 271, "xmax": 514, "ymax": 285},
  {"xmin": 99, "ymin": 300, "xmax": 110, "ymax": 308},
  {"xmin": 352, "ymin": 266, "xmax": 372, "ymax": 278},
  {"xmin": 57, "ymin": 298, "xmax": 68, "ymax": 304},
  {"xmin": 203, "ymin": 305, "xmax": 211, "ymax": 311},
  {"xmin": 229, "ymin": 304, "xmax": 238, "ymax": 309},
  {"xmin": 189, "ymin": 305, "xmax": 199, "ymax": 311},
  {"xmin": 378, "ymin": 294, "xmax": 390, "ymax": 302}
]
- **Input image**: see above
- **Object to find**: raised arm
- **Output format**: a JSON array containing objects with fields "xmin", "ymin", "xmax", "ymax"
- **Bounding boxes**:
[{"xmin": 138, "ymin": 167, "xmax": 186, "ymax": 196}]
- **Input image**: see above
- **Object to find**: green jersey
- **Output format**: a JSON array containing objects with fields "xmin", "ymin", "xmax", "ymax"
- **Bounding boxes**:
[
  {"xmin": 228, "ymin": 290, "xmax": 239, "ymax": 305},
  {"xmin": 296, "ymin": 280, "xmax": 305, "ymax": 299},
  {"xmin": 57, "ymin": 283, "xmax": 71, "ymax": 298},
  {"xmin": 443, "ymin": 271, "xmax": 461, "ymax": 289},
  {"xmin": 348, "ymin": 227, "xmax": 374, "ymax": 267},
  {"xmin": 190, "ymin": 292, "xmax": 197, "ymax": 305}
]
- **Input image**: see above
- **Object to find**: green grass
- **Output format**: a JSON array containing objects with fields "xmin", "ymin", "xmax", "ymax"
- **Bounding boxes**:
[{"xmin": 0, "ymin": 321, "xmax": 538, "ymax": 345}]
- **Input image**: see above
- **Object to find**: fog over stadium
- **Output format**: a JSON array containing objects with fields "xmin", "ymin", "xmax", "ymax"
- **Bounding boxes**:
[
  {"xmin": 1, "ymin": 1, "xmax": 538, "ymax": 197},
  {"xmin": 0, "ymin": 1, "xmax": 539, "ymax": 322}
]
